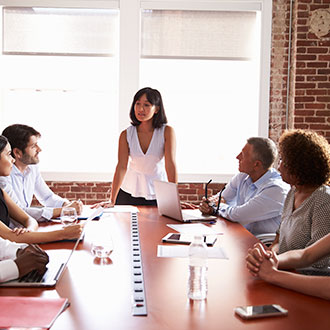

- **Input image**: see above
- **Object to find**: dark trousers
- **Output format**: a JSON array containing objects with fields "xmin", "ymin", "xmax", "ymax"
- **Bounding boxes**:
[{"xmin": 115, "ymin": 189, "xmax": 157, "ymax": 206}]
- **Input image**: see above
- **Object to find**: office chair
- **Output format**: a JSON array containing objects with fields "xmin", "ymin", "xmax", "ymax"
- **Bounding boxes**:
[{"xmin": 255, "ymin": 233, "xmax": 276, "ymax": 247}]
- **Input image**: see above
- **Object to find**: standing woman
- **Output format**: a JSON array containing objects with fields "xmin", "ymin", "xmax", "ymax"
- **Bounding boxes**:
[{"xmin": 101, "ymin": 87, "xmax": 177, "ymax": 206}]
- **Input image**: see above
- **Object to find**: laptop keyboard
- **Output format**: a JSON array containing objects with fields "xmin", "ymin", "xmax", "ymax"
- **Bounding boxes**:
[{"xmin": 19, "ymin": 268, "xmax": 48, "ymax": 283}]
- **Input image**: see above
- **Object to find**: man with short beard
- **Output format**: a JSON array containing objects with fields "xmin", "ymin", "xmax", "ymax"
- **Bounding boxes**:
[{"xmin": 0, "ymin": 124, "xmax": 82, "ymax": 222}]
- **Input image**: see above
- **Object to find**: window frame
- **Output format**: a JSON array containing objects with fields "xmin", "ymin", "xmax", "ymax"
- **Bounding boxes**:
[{"xmin": 0, "ymin": 0, "xmax": 273, "ymax": 183}]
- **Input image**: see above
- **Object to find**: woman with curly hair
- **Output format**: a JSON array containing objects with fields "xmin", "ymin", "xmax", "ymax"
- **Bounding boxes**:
[
  {"xmin": 274, "ymin": 129, "xmax": 330, "ymax": 267},
  {"xmin": 245, "ymin": 129, "xmax": 330, "ymax": 299},
  {"xmin": 247, "ymin": 129, "xmax": 330, "ymax": 260}
]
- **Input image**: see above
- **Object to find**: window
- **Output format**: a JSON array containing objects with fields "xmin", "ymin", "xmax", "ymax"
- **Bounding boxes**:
[
  {"xmin": 0, "ymin": 5, "xmax": 119, "ymax": 178},
  {"xmin": 0, "ymin": 0, "xmax": 272, "ymax": 182},
  {"xmin": 140, "ymin": 9, "xmax": 260, "ymax": 177}
]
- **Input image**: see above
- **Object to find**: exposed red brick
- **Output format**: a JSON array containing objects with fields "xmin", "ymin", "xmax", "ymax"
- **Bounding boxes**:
[
  {"xmin": 65, "ymin": 193, "xmax": 76, "ymax": 199},
  {"xmin": 317, "ymin": 97, "xmax": 330, "ymax": 103},
  {"xmin": 296, "ymin": 54, "xmax": 317, "ymax": 60},
  {"xmin": 178, "ymin": 189, "xmax": 197, "ymax": 195},
  {"xmin": 318, "ymin": 69, "xmax": 330, "ymax": 75},
  {"xmin": 295, "ymin": 96, "xmax": 315, "ymax": 102},
  {"xmin": 307, "ymin": 47, "xmax": 328, "ymax": 54},
  {"xmin": 316, "ymin": 110, "xmax": 330, "ymax": 116},
  {"xmin": 52, "ymin": 186, "xmax": 70, "ymax": 193},
  {"xmin": 310, "ymin": 124, "xmax": 330, "ymax": 130},
  {"xmin": 294, "ymin": 110, "xmax": 315, "ymax": 116},
  {"xmin": 307, "ymin": 62, "xmax": 328, "ymax": 68},
  {"xmin": 189, "ymin": 183, "xmax": 204, "ymax": 189},
  {"xmin": 295, "ymin": 123, "xmax": 310, "ymax": 129},
  {"xmin": 306, "ymin": 76, "xmax": 328, "ymax": 81},
  {"xmin": 91, "ymin": 187, "xmax": 110, "ymax": 193},
  {"xmin": 295, "ymin": 82, "xmax": 316, "ymax": 89},
  {"xmin": 306, "ymin": 89, "xmax": 327, "ymax": 95},
  {"xmin": 71, "ymin": 186, "xmax": 91, "ymax": 193},
  {"xmin": 305, "ymin": 117, "xmax": 325, "ymax": 123},
  {"xmin": 96, "ymin": 193, "xmax": 107, "ymax": 200},
  {"xmin": 296, "ymin": 40, "xmax": 317, "ymax": 46},
  {"xmin": 319, "ymin": 55, "xmax": 330, "ymax": 61},
  {"xmin": 296, "ymin": 68, "xmax": 316, "ymax": 74},
  {"xmin": 305, "ymin": 103, "xmax": 326, "ymax": 109}
]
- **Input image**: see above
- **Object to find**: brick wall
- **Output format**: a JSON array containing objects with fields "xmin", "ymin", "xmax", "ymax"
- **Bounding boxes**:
[
  {"xmin": 44, "ymin": 181, "xmax": 112, "ymax": 205},
  {"xmin": 40, "ymin": 0, "xmax": 329, "ymax": 204},
  {"xmin": 269, "ymin": 0, "xmax": 330, "ymax": 142},
  {"xmin": 38, "ymin": 181, "xmax": 225, "ymax": 206}
]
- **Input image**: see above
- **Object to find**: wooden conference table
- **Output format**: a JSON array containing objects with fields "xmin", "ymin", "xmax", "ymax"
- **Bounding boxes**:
[{"xmin": 1, "ymin": 206, "xmax": 330, "ymax": 330}]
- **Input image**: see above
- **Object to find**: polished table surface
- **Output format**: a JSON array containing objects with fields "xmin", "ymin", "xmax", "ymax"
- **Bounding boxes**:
[{"xmin": 1, "ymin": 206, "xmax": 330, "ymax": 330}]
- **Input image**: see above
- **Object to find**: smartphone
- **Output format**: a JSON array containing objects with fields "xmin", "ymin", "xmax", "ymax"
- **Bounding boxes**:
[
  {"xmin": 162, "ymin": 233, "xmax": 217, "ymax": 246},
  {"xmin": 234, "ymin": 304, "xmax": 288, "ymax": 319}
]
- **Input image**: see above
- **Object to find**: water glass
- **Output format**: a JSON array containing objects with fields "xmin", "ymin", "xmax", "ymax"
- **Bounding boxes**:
[
  {"xmin": 91, "ymin": 234, "xmax": 114, "ymax": 264},
  {"xmin": 61, "ymin": 207, "xmax": 78, "ymax": 226}
]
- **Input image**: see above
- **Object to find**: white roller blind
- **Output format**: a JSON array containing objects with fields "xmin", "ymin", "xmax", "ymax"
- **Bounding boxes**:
[
  {"xmin": 3, "ymin": 7, "xmax": 118, "ymax": 55},
  {"xmin": 141, "ymin": 10, "xmax": 257, "ymax": 59}
]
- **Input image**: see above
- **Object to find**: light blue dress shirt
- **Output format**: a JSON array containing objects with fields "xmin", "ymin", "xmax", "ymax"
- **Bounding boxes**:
[
  {"xmin": 216, "ymin": 168, "xmax": 290, "ymax": 236},
  {"xmin": 0, "ymin": 165, "xmax": 68, "ymax": 221}
]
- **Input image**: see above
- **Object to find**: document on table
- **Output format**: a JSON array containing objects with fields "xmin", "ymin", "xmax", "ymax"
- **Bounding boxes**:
[
  {"xmin": 157, "ymin": 245, "xmax": 228, "ymax": 259},
  {"xmin": 51, "ymin": 205, "xmax": 103, "ymax": 222},
  {"xmin": 78, "ymin": 205, "xmax": 103, "ymax": 219},
  {"xmin": 167, "ymin": 223, "xmax": 223, "ymax": 236},
  {"xmin": 102, "ymin": 205, "xmax": 139, "ymax": 213}
]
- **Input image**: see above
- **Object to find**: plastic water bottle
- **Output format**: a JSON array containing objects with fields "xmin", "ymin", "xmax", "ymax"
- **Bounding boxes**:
[{"xmin": 188, "ymin": 235, "xmax": 208, "ymax": 300}]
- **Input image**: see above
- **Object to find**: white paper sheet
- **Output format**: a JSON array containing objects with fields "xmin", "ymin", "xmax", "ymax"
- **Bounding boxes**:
[
  {"xmin": 79, "ymin": 205, "xmax": 103, "ymax": 219},
  {"xmin": 157, "ymin": 245, "xmax": 228, "ymax": 259},
  {"xmin": 101, "ymin": 205, "xmax": 139, "ymax": 213},
  {"xmin": 167, "ymin": 223, "xmax": 222, "ymax": 235}
]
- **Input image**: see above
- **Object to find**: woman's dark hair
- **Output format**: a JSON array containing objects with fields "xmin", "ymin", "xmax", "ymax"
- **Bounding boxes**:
[
  {"xmin": 130, "ymin": 87, "xmax": 168, "ymax": 128},
  {"xmin": 279, "ymin": 129, "xmax": 330, "ymax": 185},
  {"xmin": 0, "ymin": 135, "xmax": 9, "ymax": 156}
]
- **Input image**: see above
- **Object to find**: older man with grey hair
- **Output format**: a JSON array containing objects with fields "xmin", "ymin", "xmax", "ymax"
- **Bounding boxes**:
[{"xmin": 200, "ymin": 137, "xmax": 289, "ymax": 236}]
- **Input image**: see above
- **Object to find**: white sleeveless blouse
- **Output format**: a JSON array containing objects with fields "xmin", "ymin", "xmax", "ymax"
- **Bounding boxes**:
[{"xmin": 120, "ymin": 125, "xmax": 168, "ymax": 200}]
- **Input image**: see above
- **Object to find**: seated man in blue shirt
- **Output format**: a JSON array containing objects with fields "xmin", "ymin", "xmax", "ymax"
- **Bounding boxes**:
[
  {"xmin": 199, "ymin": 137, "xmax": 289, "ymax": 236},
  {"xmin": 0, "ymin": 124, "xmax": 83, "ymax": 222}
]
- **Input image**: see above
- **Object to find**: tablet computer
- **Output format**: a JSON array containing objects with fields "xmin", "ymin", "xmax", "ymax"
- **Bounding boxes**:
[{"xmin": 162, "ymin": 233, "xmax": 217, "ymax": 246}]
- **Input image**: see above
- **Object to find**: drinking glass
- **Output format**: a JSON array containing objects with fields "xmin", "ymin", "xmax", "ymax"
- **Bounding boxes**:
[
  {"xmin": 61, "ymin": 207, "xmax": 78, "ymax": 226},
  {"xmin": 91, "ymin": 234, "xmax": 114, "ymax": 265}
]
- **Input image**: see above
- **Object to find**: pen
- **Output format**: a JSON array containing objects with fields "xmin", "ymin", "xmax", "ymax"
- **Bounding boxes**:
[
  {"xmin": 215, "ymin": 185, "xmax": 226, "ymax": 214},
  {"xmin": 205, "ymin": 179, "xmax": 212, "ymax": 200}
]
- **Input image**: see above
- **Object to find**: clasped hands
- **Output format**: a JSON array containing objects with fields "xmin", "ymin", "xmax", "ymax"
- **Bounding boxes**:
[
  {"xmin": 246, "ymin": 243, "xmax": 279, "ymax": 280},
  {"xmin": 15, "ymin": 244, "xmax": 49, "ymax": 278}
]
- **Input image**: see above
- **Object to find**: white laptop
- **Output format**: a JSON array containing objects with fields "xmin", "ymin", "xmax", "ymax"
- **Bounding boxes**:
[
  {"xmin": 0, "ymin": 208, "xmax": 102, "ymax": 288},
  {"xmin": 154, "ymin": 181, "xmax": 217, "ymax": 222}
]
